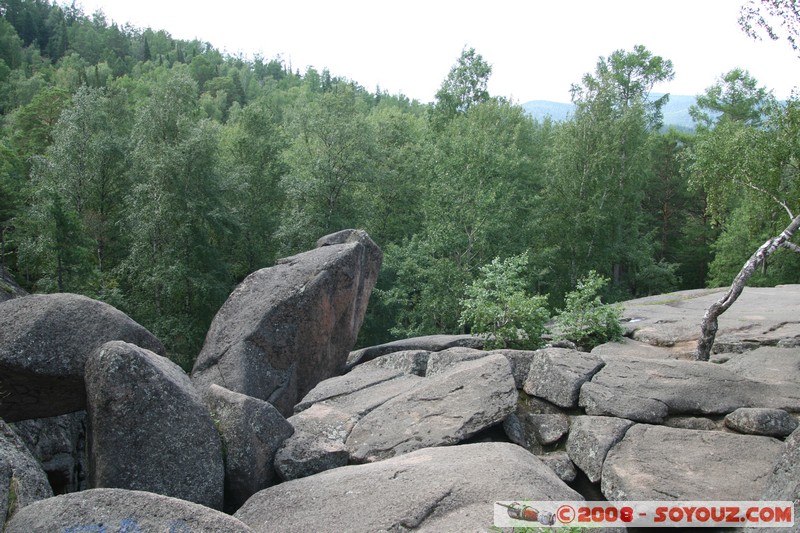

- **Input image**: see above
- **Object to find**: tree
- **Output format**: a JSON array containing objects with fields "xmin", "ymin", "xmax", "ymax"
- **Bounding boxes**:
[
  {"xmin": 689, "ymin": 68, "xmax": 774, "ymax": 128},
  {"xmin": 432, "ymin": 47, "xmax": 492, "ymax": 124},
  {"xmin": 692, "ymin": 96, "xmax": 800, "ymax": 360},
  {"xmin": 459, "ymin": 252, "xmax": 550, "ymax": 350},
  {"xmin": 739, "ymin": 0, "xmax": 800, "ymax": 55},
  {"xmin": 541, "ymin": 45, "xmax": 676, "ymax": 301},
  {"xmin": 554, "ymin": 271, "xmax": 623, "ymax": 350}
]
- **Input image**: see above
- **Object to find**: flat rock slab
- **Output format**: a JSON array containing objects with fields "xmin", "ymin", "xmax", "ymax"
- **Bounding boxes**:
[
  {"xmin": 425, "ymin": 347, "xmax": 488, "ymax": 377},
  {"xmin": 580, "ymin": 381, "xmax": 669, "ymax": 423},
  {"xmin": 294, "ymin": 367, "xmax": 402, "ymax": 413},
  {"xmin": 523, "ymin": 348, "xmax": 604, "ymax": 408},
  {"xmin": 722, "ymin": 346, "xmax": 800, "ymax": 384},
  {"xmin": 192, "ymin": 230, "xmax": 382, "ymax": 416},
  {"xmin": 235, "ymin": 443, "xmax": 581, "ymax": 533},
  {"xmin": 566, "ymin": 416, "xmax": 634, "ymax": 483},
  {"xmin": 5, "ymin": 488, "xmax": 253, "ymax": 533},
  {"xmin": 620, "ymin": 285, "xmax": 800, "ymax": 348},
  {"xmin": 592, "ymin": 337, "xmax": 692, "ymax": 360},
  {"xmin": 587, "ymin": 356, "xmax": 800, "ymax": 416},
  {"xmin": 347, "ymin": 334, "xmax": 484, "ymax": 368},
  {"xmin": 602, "ymin": 424, "xmax": 783, "ymax": 501},
  {"xmin": 0, "ymin": 293, "xmax": 165, "ymax": 422},
  {"xmin": 346, "ymin": 354, "xmax": 517, "ymax": 462},
  {"xmin": 356, "ymin": 349, "xmax": 431, "ymax": 376}
]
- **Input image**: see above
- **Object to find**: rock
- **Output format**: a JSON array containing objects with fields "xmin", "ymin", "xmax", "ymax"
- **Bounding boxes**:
[
  {"xmin": 579, "ymin": 381, "xmax": 669, "ymax": 423},
  {"xmin": 587, "ymin": 356, "xmax": 800, "ymax": 416},
  {"xmin": 274, "ymin": 430, "xmax": 350, "ymax": 481},
  {"xmin": 722, "ymin": 346, "xmax": 800, "ymax": 384},
  {"xmin": 85, "ymin": 341, "xmax": 224, "ymax": 510},
  {"xmin": 356, "ymin": 349, "xmax": 430, "ymax": 376},
  {"xmin": 566, "ymin": 416, "xmax": 634, "ymax": 484},
  {"xmin": 724, "ymin": 408, "xmax": 799, "ymax": 437},
  {"xmin": 0, "ymin": 267, "xmax": 26, "ymax": 303},
  {"xmin": 293, "ymin": 366, "xmax": 402, "ymax": 413},
  {"xmin": 745, "ymin": 427, "xmax": 800, "ymax": 533},
  {"xmin": 346, "ymin": 354, "xmax": 517, "ymax": 463},
  {"xmin": 278, "ymin": 374, "xmax": 422, "ymax": 479},
  {"xmin": 0, "ymin": 293, "xmax": 165, "ymax": 422},
  {"xmin": 192, "ymin": 230, "xmax": 382, "ymax": 416},
  {"xmin": 0, "ymin": 419, "xmax": 52, "ymax": 527},
  {"xmin": 502, "ymin": 413, "xmax": 528, "ymax": 448},
  {"xmin": 592, "ymin": 337, "xmax": 690, "ymax": 359},
  {"xmin": 489, "ymin": 349, "xmax": 537, "ymax": 389},
  {"xmin": 620, "ymin": 285, "xmax": 800, "ymax": 348},
  {"xmin": 539, "ymin": 452, "xmax": 577, "ymax": 483},
  {"xmin": 602, "ymin": 424, "xmax": 783, "ymax": 501},
  {"xmin": 528, "ymin": 413, "xmax": 569, "ymax": 445},
  {"xmin": 523, "ymin": 348, "xmax": 604, "ymax": 408},
  {"xmin": 663, "ymin": 416, "xmax": 719, "ymax": 431},
  {"xmin": 425, "ymin": 347, "xmax": 488, "ymax": 377},
  {"xmin": 205, "ymin": 384, "xmax": 294, "ymax": 512},
  {"xmin": 235, "ymin": 443, "xmax": 582, "ymax": 533},
  {"xmin": 10, "ymin": 411, "xmax": 87, "ymax": 494},
  {"xmin": 346, "ymin": 334, "xmax": 484, "ymax": 369},
  {"xmin": 5, "ymin": 488, "xmax": 254, "ymax": 533}
]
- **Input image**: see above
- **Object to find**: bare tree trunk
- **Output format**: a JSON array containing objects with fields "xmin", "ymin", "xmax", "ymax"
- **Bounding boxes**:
[{"xmin": 695, "ymin": 213, "xmax": 800, "ymax": 360}]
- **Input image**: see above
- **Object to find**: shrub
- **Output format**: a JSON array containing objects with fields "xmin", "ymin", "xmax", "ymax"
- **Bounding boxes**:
[
  {"xmin": 459, "ymin": 253, "xmax": 550, "ymax": 350},
  {"xmin": 555, "ymin": 270, "xmax": 623, "ymax": 350}
]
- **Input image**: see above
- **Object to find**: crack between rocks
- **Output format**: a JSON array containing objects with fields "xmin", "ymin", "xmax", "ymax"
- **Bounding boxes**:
[{"xmin": 399, "ymin": 488, "xmax": 454, "ymax": 529}]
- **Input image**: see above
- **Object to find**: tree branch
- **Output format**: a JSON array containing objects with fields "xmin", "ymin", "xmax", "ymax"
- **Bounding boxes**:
[
  {"xmin": 784, "ymin": 241, "xmax": 800, "ymax": 254},
  {"xmin": 736, "ymin": 178, "xmax": 795, "ymax": 219},
  {"xmin": 695, "ymin": 212, "xmax": 800, "ymax": 360}
]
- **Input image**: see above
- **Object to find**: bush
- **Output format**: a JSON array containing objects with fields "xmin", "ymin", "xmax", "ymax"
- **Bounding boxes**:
[
  {"xmin": 459, "ymin": 253, "xmax": 550, "ymax": 350},
  {"xmin": 555, "ymin": 270, "xmax": 623, "ymax": 350}
]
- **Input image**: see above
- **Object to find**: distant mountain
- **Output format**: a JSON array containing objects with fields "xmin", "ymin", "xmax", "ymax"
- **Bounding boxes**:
[{"xmin": 522, "ymin": 93, "xmax": 698, "ymax": 130}]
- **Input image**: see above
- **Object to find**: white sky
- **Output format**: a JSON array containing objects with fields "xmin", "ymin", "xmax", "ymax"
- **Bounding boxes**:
[{"xmin": 78, "ymin": 0, "xmax": 799, "ymax": 104}]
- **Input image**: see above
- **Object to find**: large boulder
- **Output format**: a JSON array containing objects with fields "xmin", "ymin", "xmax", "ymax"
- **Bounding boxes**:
[
  {"xmin": 586, "ymin": 356, "xmax": 800, "ymax": 415},
  {"xmin": 192, "ymin": 229, "xmax": 382, "ymax": 416},
  {"xmin": 5, "ymin": 488, "xmax": 254, "ymax": 533},
  {"xmin": 602, "ymin": 424, "xmax": 784, "ymax": 501},
  {"xmin": 345, "ymin": 354, "xmax": 517, "ymax": 463},
  {"xmin": 566, "ymin": 415, "xmax": 634, "ymax": 484},
  {"xmin": 235, "ymin": 443, "xmax": 582, "ymax": 533},
  {"xmin": 85, "ymin": 341, "xmax": 224, "ymax": 510},
  {"xmin": 0, "ymin": 419, "xmax": 53, "ymax": 528},
  {"xmin": 277, "ymin": 370, "xmax": 422, "ymax": 479},
  {"xmin": 10, "ymin": 411, "xmax": 87, "ymax": 494},
  {"xmin": 523, "ymin": 348, "xmax": 604, "ymax": 408},
  {"xmin": 724, "ymin": 407, "xmax": 799, "ymax": 437},
  {"xmin": 205, "ymin": 384, "xmax": 294, "ymax": 512},
  {"xmin": 0, "ymin": 293, "xmax": 165, "ymax": 422}
]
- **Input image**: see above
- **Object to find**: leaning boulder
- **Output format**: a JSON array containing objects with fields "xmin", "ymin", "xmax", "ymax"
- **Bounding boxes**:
[
  {"xmin": 236, "ymin": 443, "xmax": 581, "ymax": 533},
  {"xmin": 192, "ymin": 230, "xmax": 382, "ymax": 416},
  {"xmin": 602, "ymin": 424, "xmax": 783, "ymax": 501},
  {"xmin": 566, "ymin": 415, "xmax": 633, "ymax": 484},
  {"xmin": 5, "ymin": 488, "xmax": 253, "ymax": 533},
  {"xmin": 0, "ymin": 267, "xmax": 26, "ymax": 303},
  {"xmin": 345, "ymin": 354, "xmax": 517, "ymax": 463},
  {"xmin": 206, "ymin": 385, "xmax": 294, "ymax": 512},
  {"xmin": 0, "ymin": 420, "xmax": 53, "ymax": 528},
  {"xmin": 0, "ymin": 293, "xmax": 165, "ymax": 422},
  {"xmin": 85, "ymin": 341, "xmax": 224, "ymax": 510}
]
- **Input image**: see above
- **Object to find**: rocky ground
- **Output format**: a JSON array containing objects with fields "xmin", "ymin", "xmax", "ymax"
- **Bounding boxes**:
[{"xmin": 1, "ymin": 232, "xmax": 798, "ymax": 532}]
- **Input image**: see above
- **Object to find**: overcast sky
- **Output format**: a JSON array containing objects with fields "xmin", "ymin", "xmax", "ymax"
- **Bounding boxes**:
[{"xmin": 79, "ymin": 0, "xmax": 799, "ymax": 104}]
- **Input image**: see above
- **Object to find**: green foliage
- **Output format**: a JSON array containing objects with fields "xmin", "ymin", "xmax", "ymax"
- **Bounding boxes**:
[
  {"xmin": 555, "ymin": 271, "xmax": 624, "ymax": 350},
  {"xmin": 459, "ymin": 253, "xmax": 550, "ymax": 350}
]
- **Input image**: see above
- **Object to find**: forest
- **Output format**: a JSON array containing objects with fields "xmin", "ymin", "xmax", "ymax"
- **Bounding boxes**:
[{"xmin": 0, "ymin": 0, "xmax": 798, "ymax": 369}]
